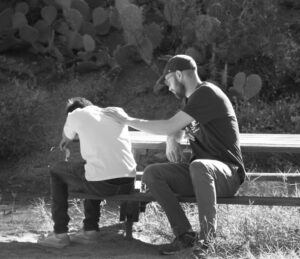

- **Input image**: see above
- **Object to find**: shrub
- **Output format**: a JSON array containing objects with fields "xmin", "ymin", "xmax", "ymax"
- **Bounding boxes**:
[{"xmin": 0, "ymin": 80, "xmax": 45, "ymax": 158}]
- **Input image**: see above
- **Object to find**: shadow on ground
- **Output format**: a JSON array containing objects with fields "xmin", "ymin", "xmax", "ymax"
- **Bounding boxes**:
[{"xmin": 0, "ymin": 224, "xmax": 189, "ymax": 259}]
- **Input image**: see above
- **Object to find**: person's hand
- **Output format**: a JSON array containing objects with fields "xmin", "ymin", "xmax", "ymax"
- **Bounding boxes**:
[
  {"xmin": 103, "ymin": 107, "xmax": 129, "ymax": 124},
  {"xmin": 59, "ymin": 137, "xmax": 71, "ymax": 161},
  {"xmin": 185, "ymin": 132, "xmax": 195, "ymax": 142},
  {"xmin": 166, "ymin": 136, "xmax": 183, "ymax": 163},
  {"xmin": 59, "ymin": 138, "xmax": 69, "ymax": 151}
]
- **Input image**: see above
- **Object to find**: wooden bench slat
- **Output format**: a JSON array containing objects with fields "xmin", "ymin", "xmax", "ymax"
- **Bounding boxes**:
[
  {"xmin": 135, "ymin": 171, "xmax": 300, "ymax": 182},
  {"xmin": 129, "ymin": 132, "xmax": 300, "ymax": 153},
  {"xmin": 70, "ymin": 192, "xmax": 300, "ymax": 207}
]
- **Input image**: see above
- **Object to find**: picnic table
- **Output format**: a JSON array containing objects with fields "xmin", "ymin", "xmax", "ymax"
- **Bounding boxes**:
[{"xmin": 71, "ymin": 132, "xmax": 300, "ymax": 238}]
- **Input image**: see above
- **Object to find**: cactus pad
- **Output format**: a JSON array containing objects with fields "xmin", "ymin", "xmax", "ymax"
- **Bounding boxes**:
[
  {"xmin": 71, "ymin": 0, "xmax": 90, "ymax": 20},
  {"xmin": 109, "ymin": 6, "xmax": 122, "ymax": 30},
  {"xmin": 185, "ymin": 47, "xmax": 203, "ymax": 64},
  {"xmin": 145, "ymin": 23, "xmax": 162, "ymax": 49},
  {"xmin": 233, "ymin": 72, "xmax": 246, "ymax": 95},
  {"xmin": 0, "ymin": 8, "xmax": 13, "ymax": 33},
  {"xmin": 94, "ymin": 18, "xmax": 110, "ymax": 36},
  {"xmin": 244, "ymin": 74, "xmax": 262, "ymax": 101},
  {"xmin": 83, "ymin": 34, "xmax": 95, "ymax": 52},
  {"xmin": 41, "ymin": 5, "xmax": 57, "ymax": 25},
  {"xmin": 55, "ymin": 0, "xmax": 71, "ymax": 10},
  {"xmin": 19, "ymin": 25, "xmax": 39, "ymax": 43},
  {"xmin": 15, "ymin": 2, "xmax": 29, "ymax": 15},
  {"xmin": 34, "ymin": 20, "xmax": 52, "ymax": 43},
  {"xmin": 64, "ymin": 8, "xmax": 83, "ymax": 31},
  {"xmin": 92, "ymin": 7, "xmax": 108, "ymax": 26},
  {"xmin": 164, "ymin": 0, "xmax": 182, "ymax": 26},
  {"xmin": 12, "ymin": 12, "xmax": 28, "ymax": 29}
]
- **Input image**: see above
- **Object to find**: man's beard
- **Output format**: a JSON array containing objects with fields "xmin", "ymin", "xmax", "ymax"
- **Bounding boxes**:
[{"xmin": 173, "ymin": 82, "xmax": 186, "ymax": 100}]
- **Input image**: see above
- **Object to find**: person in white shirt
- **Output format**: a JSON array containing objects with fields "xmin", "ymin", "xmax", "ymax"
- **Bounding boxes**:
[{"xmin": 39, "ymin": 97, "xmax": 136, "ymax": 248}]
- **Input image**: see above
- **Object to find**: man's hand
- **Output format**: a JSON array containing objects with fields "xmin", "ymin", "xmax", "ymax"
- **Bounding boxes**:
[
  {"xmin": 103, "ymin": 107, "xmax": 129, "ymax": 124},
  {"xmin": 59, "ymin": 133, "xmax": 72, "ymax": 161},
  {"xmin": 166, "ymin": 135, "xmax": 183, "ymax": 163},
  {"xmin": 59, "ymin": 136, "xmax": 71, "ymax": 151}
]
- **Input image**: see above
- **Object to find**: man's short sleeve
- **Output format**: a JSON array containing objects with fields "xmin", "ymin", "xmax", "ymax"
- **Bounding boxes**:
[
  {"xmin": 183, "ymin": 86, "xmax": 223, "ymax": 124},
  {"xmin": 63, "ymin": 112, "xmax": 78, "ymax": 139}
]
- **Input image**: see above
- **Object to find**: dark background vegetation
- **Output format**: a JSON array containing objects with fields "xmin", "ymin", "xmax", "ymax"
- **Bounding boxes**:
[{"xmin": 0, "ymin": 0, "xmax": 299, "ymax": 197}]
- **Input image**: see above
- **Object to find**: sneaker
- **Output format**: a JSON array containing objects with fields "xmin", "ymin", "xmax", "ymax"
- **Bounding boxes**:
[
  {"xmin": 159, "ymin": 231, "xmax": 197, "ymax": 255},
  {"xmin": 191, "ymin": 241, "xmax": 209, "ymax": 259},
  {"xmin": 70, "ymin": 230, "xmax": 100, "ymax": 244},
  {"xmin": 38, "ymin": 233, "xmax": 70, "ymax": 249}
]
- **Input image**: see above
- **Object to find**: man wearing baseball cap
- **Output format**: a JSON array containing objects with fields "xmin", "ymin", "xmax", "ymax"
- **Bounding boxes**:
[{"xmin": 104, "ymin": 54, "xmax": 245, "ymax": 257}]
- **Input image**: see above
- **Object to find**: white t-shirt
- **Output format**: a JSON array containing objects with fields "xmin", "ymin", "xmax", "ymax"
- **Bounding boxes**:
[{"xmin": 63, "ymin": 105, "xmax": 136, "ymax": 181}]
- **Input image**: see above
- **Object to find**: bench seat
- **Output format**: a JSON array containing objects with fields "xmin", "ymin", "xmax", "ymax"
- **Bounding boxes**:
[{"xmin": 71, "ymin": 191, "xmax": 300, "ymax": 207}]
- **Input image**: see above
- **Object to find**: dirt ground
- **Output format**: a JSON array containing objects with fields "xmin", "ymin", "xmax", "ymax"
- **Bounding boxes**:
[
  {"xmin": 0, "ymin": 234, "xmax": 172, "ymax": 259},
  {"xmin": 0, "ymin": 205, "xmax": 189, "ymax": 259},
  {"xmin": 0, "ymin": 236, "xmax": 164, "ymax": 259}
]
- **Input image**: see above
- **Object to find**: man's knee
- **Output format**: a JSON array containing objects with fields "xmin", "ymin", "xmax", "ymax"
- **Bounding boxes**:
[
  {"xmin": 189, "ymin": 160, "xmax": 213, "ymax": 182},
  {"xmin": 50, "ymin": 161, "xmax": 68, "ymax": 176},
  {"xmin": 142, "ymin": 164, "xmax": 162, "ymax": 185}
]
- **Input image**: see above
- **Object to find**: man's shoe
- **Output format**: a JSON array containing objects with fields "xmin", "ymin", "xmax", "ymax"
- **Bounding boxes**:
[
  {"xmin": 70, "ymin": 230, "xmax": 100, "ymax": 244},
  {"xmin": 192, "ymin": 241, "xmax": 209, "ymax": 259},
  {"xmin": 38, "ymin": 233, "xmax": 70, "ymax": 248},
  {"xmin": 159, "ymin": 231, "xmax": 197, "ymax": 255}
]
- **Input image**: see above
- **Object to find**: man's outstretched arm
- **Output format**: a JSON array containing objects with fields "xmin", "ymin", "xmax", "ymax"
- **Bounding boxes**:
[{"xmin": 104, "ymin": 108, "xmax": 194, "ymax": 136}]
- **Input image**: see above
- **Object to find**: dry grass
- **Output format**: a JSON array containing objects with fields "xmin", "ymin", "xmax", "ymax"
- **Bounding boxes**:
[{"xmin": 0, "ymin": 179, "xmax": 299, "ymax": 258}]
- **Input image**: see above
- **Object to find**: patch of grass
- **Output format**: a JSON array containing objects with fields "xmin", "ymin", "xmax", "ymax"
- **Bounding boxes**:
[
  {"xmin": 1, "ymin": 179, "xmax": 299, "ymax": 258},
  {"xmin": 134, "ymin": 179, "xmax": 300, "ymax": 258}
]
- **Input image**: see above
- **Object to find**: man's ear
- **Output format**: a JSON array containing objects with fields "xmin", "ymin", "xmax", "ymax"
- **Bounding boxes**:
[{"xmin": 175, "ymin": 70, "xmax": 182, "ymax": 81}]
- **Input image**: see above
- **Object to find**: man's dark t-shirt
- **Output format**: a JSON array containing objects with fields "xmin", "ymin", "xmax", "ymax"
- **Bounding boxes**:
[{"xmin": 182, "ymin": 82, "xmax": 245, "ymax": 183}]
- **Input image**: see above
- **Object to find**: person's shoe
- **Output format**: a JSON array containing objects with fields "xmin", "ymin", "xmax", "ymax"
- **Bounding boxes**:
[
  {"xmin": 38, "ymin": 233, "xmax": 70, "ymax": 248},
  {"xmin": 70, "ymin": 230, "xmax": 100, "ymax": 244},
  {"xmin": 159, "ymin": 231, "xmax": 197, "ymax": 255},
  {"xmin": 191, "ymin": 240, "xmax": 209, "ymax": 259}
]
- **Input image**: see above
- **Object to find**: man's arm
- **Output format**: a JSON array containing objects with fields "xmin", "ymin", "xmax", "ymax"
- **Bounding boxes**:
[
  {"xmin": 59, "ymin": 131, "xmax": 73, "ymax": 151},
  {"xmin": 104, "ymin": 108, "xmax": 194, "ymax": 135},
  {"xmin": 166, "ymin": 130, "xmax": 184, "ymax": 162},
  {"xmin": 126, "ymin": 111, "xmax": 194, "ymax": 135}
]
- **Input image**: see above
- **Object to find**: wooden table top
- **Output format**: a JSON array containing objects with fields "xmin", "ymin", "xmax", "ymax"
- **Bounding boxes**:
[{"xmin": 129, "ymin": 131, "xmax": 300, "ymax": 153}]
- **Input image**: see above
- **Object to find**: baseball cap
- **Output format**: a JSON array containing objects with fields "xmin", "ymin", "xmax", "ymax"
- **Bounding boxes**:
[{"xmin": 156, "ymin": 54, "xmax": 197, "ymax": 86}]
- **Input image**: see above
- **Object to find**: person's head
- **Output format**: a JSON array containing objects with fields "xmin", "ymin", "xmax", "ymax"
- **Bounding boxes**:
[
  {"xmin": 65, "ymin": 97, "xmax": 93, "ymax": 114},
  {"xmin": 158, "ymin": 55, "xmax": 200, "ymax": 99}
]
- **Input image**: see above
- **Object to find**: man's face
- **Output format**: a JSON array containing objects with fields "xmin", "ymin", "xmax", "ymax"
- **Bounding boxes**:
[{"xmin": 165, "ymin": 72, "xmax": 185, "ymax": 100}]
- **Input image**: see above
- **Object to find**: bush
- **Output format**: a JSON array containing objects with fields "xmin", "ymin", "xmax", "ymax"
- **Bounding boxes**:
[
  {"xmin": 0, "ymin": 80, "xmax": 45, "ymax": 158},
  {"xmin": 235, "ymin": 96, "xmax": 300, "ymax": 133}
]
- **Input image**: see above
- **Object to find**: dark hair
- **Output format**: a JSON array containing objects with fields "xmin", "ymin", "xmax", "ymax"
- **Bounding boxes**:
[{"xmin": 65, "ymin": 97, "xmax": 93, "ymax": 114}]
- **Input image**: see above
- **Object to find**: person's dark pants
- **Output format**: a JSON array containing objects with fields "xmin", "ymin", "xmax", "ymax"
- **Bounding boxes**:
[
  {"xmin": 50, "ymin": 161, "xmax": 134, "ymax": 234},
  {"xmin": 142, "ymin": 160, "xmax": 241, "ymax": 241}
]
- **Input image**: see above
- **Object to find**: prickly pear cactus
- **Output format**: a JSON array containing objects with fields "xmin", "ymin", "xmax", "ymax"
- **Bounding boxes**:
[
  {"xmin": 185, "ymin": 47, "xmax": 204, "ymax": 64},
  {"xmin": 229, "ymin": 72, "xmax": 262, "ymax": 101},
  {"xmin": 109, "ymin": 6, "xmax": 122, "ymax": 30},
  {"xmin": 144, "ymin": 23, "xmax": 162, "ymax": 49},
  {"xmin": 163, "ymin": 0, "xmax": 182, "ymax": 26},
  {"xmin": 64, "ymin": 8, "xmax": 83, "ymax": 31},
  {"xmin": 0, "ymin": 8, "xmax": 13, "ymax": 33},
  {"xmin": 82, "ymin": 34, "xmax": 95, "ymax": 52},
  {"xmin": 19, "ymin": 25, "xmax": 39, "ymax": 43},
  {"xmin": 34, "ymin": 20, "xmax": 52, "ymax": 43},
  {"xmin": 15, "ymin": 2, "xmax": 29, "ymax": 15},
  {"xmin": 92, "ymin": 7, "xmax": 110, "ymax": 35},
  {"xmin": 195, "ymin": 15, "xmax": 220, "ymax": 45},
  {"xmin": 71, "ymin": 0, "xmax": 90, "ymax": 20},
  {"xmin": 41, "ymin": 5, "xmax": 57, "ymax": 25},
  {"xmin": 244, "ymin": 74, "xmax": 263, "ymax": 101},
  {"xmin": 12, "ymin": 12, "xmax": 28, "ymax": 29},
  {"xmin": 118, "ymin": 4, "xmax": 143, "ymax": 43},
  {"xmin": 55, "ymin": 0, "xmax": 72, "ymax": 10},
  {"xmin": 207, "ymin": 3, "xmax": 225, "ymax": 23},
  {"xmin": 116, "ymin": 2, "xmax": 154, "ymax": 64}
]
